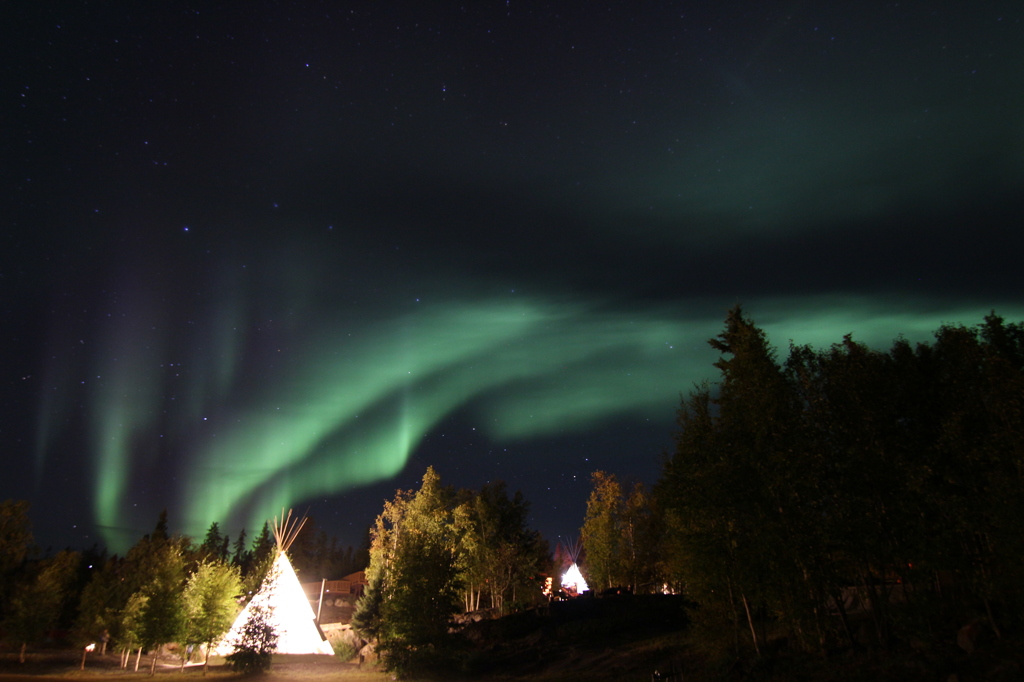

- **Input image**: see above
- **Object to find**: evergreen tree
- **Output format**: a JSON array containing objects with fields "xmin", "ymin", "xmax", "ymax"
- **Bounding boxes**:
[
  {"xmin": 241, "ymin": 523, "xmax": 275, "ymax": 596},
  {"xmin": 199, "ymin": 522, "xmax": 226, "ymax": 561},
  {"xmin": 231, "ymin": 528, "xmax": 249, "ymax": 568},
  {"xmin": 350, "ymin": 572, "xmax": 383, "ymax": 641},
  {"xmin": 289, "ymin": 517, "xmax": 345, "ymax": 580},
  {"xmin": 152, "ymin": 510, "xmax": 169, "ymax": 542}
]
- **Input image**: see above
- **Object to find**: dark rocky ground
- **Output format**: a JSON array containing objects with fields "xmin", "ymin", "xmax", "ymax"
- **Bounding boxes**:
[
  {"xmin": 453, "ymin": 593, "xmax": 692, "ymax": 681},
  {"xmin": 451, "ymin": 594, "xmax": 1024, "ymax": 681}
]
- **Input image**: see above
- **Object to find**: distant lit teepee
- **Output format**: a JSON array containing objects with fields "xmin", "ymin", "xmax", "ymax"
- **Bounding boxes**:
[
  {"xmin": 560, "ymin": 536, "xmax": 589, "ymax": 595},
  {"xmin": 216, "ymin": 510, "xmax": 334, "ymax": 655}
]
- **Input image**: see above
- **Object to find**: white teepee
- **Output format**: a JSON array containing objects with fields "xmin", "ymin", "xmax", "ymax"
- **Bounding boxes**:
[
  {"xmin": 216, "ymin": 510, "xmax": 334, "ymax": 656},
  {"xmin": 559, "ymin": 536, "xmax": 589, "ymax": 595},
  {"xmin": 561, "ymin": 562, "xmax": 589, "ymax": 595}
]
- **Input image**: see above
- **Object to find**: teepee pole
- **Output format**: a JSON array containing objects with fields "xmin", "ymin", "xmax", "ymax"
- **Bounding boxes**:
[
  {"xmin": 273, "ymin": 508, "xmax": 308, "ymax": 553},
  {"xmin": 316, "ymin": 579, "xmax": 326, "ymax": 624}
]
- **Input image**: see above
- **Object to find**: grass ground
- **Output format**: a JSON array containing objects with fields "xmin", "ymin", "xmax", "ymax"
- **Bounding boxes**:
[{"xmin": 0, "ymin": 652, "xmax": 389, "ymax": 682}]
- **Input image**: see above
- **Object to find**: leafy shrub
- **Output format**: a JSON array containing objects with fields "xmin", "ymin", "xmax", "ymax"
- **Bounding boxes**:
[
  {"xmin": 332, "ymin": 638, "xmax": 359, "ymax": 661},
  {"xmin": 225, "ymin": 604, "xmax": 277, "ymax": 673}
]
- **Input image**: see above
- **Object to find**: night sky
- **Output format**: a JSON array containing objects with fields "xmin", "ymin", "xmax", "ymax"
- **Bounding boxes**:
[{"xmin": 5, "ymin": 2, "xmax": 1024, "ymax": 555}]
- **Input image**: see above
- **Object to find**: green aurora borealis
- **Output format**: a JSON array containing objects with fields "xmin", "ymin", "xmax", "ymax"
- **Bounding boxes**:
[{"xmin": 57, "ymin": 290, "xmax": 1024, "ymax": 551}]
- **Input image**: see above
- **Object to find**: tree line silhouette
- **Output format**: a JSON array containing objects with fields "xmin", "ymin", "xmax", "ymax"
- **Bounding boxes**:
[
  {"xmin": 3, "ymin": 306, "xmax": 1021, "ymax": 673},
  {"xmin": 658, "ymin": 306, "xmax": 1024, "ymax": 656}
]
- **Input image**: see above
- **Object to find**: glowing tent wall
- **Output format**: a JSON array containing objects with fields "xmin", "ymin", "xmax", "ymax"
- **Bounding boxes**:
[
  {"xmin": 217, "ymin": 552, "xmax": 334, "ymax": 656},
  {"xmin": 561, "ymin": 562, "xmax": 589, "ymax": 595}
]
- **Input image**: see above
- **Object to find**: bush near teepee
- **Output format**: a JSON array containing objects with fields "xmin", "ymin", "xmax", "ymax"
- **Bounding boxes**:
[{"xmin": 225, "ymin": 603, "xmax": 277, "ymax": 673}]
